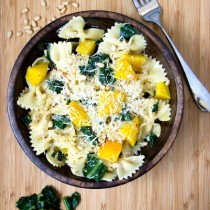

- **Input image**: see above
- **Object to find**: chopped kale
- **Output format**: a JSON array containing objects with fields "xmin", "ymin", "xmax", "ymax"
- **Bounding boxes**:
[
  {"xmin": 52, "ymin": 115, "xmax": 71, "ymax": 130},
  {"xmin": 114, "ymin": 107, "xmax": 132, "ymax": 121},
  {"xmin": 120, "ymin": 24, "xmax": 139, "ymax": 40},
  {"xmin": 63, "ymin": 192, "xmax": 81, "ymax": 210},
  {"xmin": 16, "ymin": 194, "xmax": 37, "ymax": 210},
  {"xmin": 79, "ymin": 99, "xmax": 97, "ymax": 106},
  {"xmin": 41, "ymin": 186, "xmax": 61, "ymax": 210},
  {"xmin": 144, "ymin": 133, "xmax": 158, "ymax": 147},
  {"xmin": 98, "ymin": 67, "xmax": 116, "ymax": 85},
  {"xmin": 65, "ymin": 98, "xmax": 71, "ymax": 105},
  {"xmin": 21, "ymin": 115, "xmax": 32, "ymax": 126},
  {"xmin": 57, "ymin": 151, "xmax": 66, "ymax": 161},
  {"xmin": 78, "ymin": 53, "xmax": 109, "ymax": 77},
  {"xmin": 121, "ymin": 107, "xmax": 132, "ymax": 121},
  {"xmin": 47, "ymin": 80, "xmax": 64, "ymax": 94},
  {"xmin": 82, "ymin": 154, "xmax": 107, "ymax": 182},
  {"xmin": 152, "ymin": 101, "xmax": 159, "ymax": 112},
  {"xmin": 16, "ymin": 186, "xmax": 61, "ymax": 210},
  {"xmin": 80, "ymin": 126, "xmax": 99, "ymax": 145}
]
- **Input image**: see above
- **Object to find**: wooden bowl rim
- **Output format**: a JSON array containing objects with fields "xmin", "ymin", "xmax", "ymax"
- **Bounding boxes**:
[{"xmin": 7, "ymin": 10, "xmax": 184, "ymax": 189}]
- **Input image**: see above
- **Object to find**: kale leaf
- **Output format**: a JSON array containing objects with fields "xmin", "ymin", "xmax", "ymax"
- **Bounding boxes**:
[
  {"xmin": 98, "ymin": 67, "xmax": 116, "ymax": 85},
  {"xmin": 63, "ymin": 192, "xmax": 81, "ymax": 210},
  {"xmin": 79, "ymin": 99, "xmax": 97, "ymax": 106},
  {"xmin": 16, "ymin": 186, "xmax": 61, "ymax": 210},
  {"xmin": 120, "ymin": 24, "xmax": 139, "ymax": 40},
  {"xmin": 78, "ymin": 53, "xmax": 109, "ymax": 77},
  {"xmin": 52, "ymin": 115, "xmax": 71, "ymax": 130},
  {"xmin": 144, "ymin": 133, "xmax": 158, "ymax": 147},
  {"xmin": 16, "ymin": 194, "xmax": 37, "ymax": 210},
  {"xmin": 121, "ymin": 107, "xmax": 132, "ymax": 121},
  {"xmin": 21, "ymin": 115, "xmax": 32, "ymax": 126},
  {"xmin": 47, "ymin": 80, "xmax": 64, "ymax": 94},
  {"xmin": 80, "ymin": 126, "xmax": 99, "ymax": 145},
  {"xmin": 152, "ymin": 101, "xmax": 159, "ymax": 112},
  {"xmin": 82, "ymin": 154, "xmax": 107, "ymax": 182}
]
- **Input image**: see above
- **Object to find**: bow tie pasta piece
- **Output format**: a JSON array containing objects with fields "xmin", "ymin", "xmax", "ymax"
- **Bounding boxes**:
[
  {"xmin": 119, "ymin": 117, "xmax": 140, "ymax": 147},
  {"xmin": 98, "ymin": 91, "xmax": 126, "ymax": 116},
  {"xmin": 115, "ymin": 59, "xmax": 137, "ymax": 80},
  {"xmin": 25, "ymin": 63, "xmax": 49, "ymax": 86},
  {"xmin": 98, "ymin": 23, "xmax": 146, "ymax": 54},
  {"xmin": 98, "ymin": 140, "xmax": 122, "ymax": 162},
  {"xmin": 69, "ymin": 101, "xmax": 91, "ymax": 128},
  {"xmin": 46, "ymin": 41, "xmax": 73, "ymax": 71},
  {"xmin": 58, "ymin": 16, "xmax": 104, "ymax": 41}
]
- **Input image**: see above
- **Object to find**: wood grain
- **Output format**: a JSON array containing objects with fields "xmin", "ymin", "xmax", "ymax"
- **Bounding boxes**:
[{"xmin": 0, "ymin": 0, "xmax": 210, "ymax": 209}]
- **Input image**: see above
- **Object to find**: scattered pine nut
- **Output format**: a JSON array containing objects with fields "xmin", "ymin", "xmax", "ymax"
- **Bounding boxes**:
[
  {"xmin": 7, "ymin": 31, "xmax": 13, "ymax": 38},
  {"xmin": 31, "ymin": 20, "xmax": 37, "ymax": 27},
  {"xmin": 51, "ymin": 16, "xmax": 56, "ymax": 21},
  {"xmin": 56, "ymin": 8, "xmax": 61, "ymax": 14},
  {"xmin": 21, "ymin": 8, "xmax": 29, "ymax": 14},
  {"xmin": 16, "ymin": 31, "xmax": 23, "ymax": 37},
  {"xmin": 34, "ymin": 16, "xmax": 41, "ymax": 21},
  {"xmin": 24, "ymin": 18, "xmax": 29, "ymax": 26},
  {"xmin": 34, "ymin": 26, "xmax": 41, "ymax": 31},
  {"xmin": 24, "ymin": 25, "xmax": 32, "ymax": 30},
  {"xmin": 60, "ymin": 6, "xmax": 67, "ymax": 14},
  {"xmin": 41, "ymin": 0, "xmax": 47, "ymax": 7},
  {"xmin": 25, "ymin": 29, "xmax": 33, "ymax": 34},
  {"xmin": 72, "ymin": 2, "xmax": 79, "ymax": 8},
  {"xmin": 42, "ymin": 17, "xmax": 47, "ymax": 25},
  {"xmin": 58, "ymin": 4, "xmax": 65, "ymax": 10},
  {"xmin": 62, "ymin": 1, "xmax": 70, "ymax": 6}
]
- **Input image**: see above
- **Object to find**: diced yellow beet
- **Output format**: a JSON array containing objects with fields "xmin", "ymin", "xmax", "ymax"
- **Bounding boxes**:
[
  {"xmin": 25, "ymin": 63, "xmax": 48, "ymax": 86},
  {"xmin": 76, "ymin": 40, "xmax": 96, "ymax": 56},
  {"xmin": 122, "ymin": 54, "xmax": 146, "ymax": 72},
  {"xmin": 69, "ymin": 101, "xmax": 91, "ymax": 127},
  {"xmin": 98, "ymin": 91, "xmax": 126, "ymax": 116},
  {"xmin": 120, "ymin": 117, "xmax": 140, "ymax": 147},
  {"xmin": 115, "ymin": 59, "xmax": 137, "ymax": 80},
  {"xmin": 57, "ymin": 147, "xmax": 68, "ymax": 154},
  {"xmin": 98, "ymin": 140, "xmax": 122, "ymax": 162},
  {"xmin": 155, "ymin": 82, "xmax": 171, "ymax": 100}
]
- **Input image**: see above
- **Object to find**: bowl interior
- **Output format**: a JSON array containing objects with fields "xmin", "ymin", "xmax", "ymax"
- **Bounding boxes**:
[{"xmin": 8, "ymin": 11, "xmax": 183, "ymax": 188}]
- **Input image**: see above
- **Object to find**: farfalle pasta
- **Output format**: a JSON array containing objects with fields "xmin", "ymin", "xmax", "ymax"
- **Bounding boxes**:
[{"xmin": 17, "ymin": 16, "xmax": 171, "ymax": 182}]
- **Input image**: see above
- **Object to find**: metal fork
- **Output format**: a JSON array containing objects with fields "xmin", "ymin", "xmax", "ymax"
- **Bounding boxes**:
[{"xmin": 132, "ymin": 0, "xmax": 210, "ymax": 112}]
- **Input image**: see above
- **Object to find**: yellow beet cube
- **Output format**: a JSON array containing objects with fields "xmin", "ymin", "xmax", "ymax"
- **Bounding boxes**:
[
  {"xmin": 69, "ymin": 101, "xmax": 91, "ymax": 127},
  {"xmin": 155, "ymin": 82, "xmax": 171, "ymax": 100},
  {"xmin": 115, "ymin": 59, "xmax": 137, "ymax": 80},
  {"xmin": 25, "ymin": 63, "xmax": 48, "ymax": 86},
  {"xmin": 98, "ymin": 91, "xmax": 126, "ymax": 116},
  {"xmin": 122, "ymin": 54, "xmax": 146, "ymax": 72},
  {"xmin": 98, "ymin": 140, "xmax": 122, "ymax": 162},
  {"xmin": 76, "ymin": 40, "xmax": 96, "ymax": 56},
  {"xmin": 120, "ymin": 117, "xmax": 140, "ymax": 147}
]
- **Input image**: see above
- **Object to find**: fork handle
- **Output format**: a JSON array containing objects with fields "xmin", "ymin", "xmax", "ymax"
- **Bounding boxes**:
[{"xmin": 157, "ymin": 25, "xmax": 210, "ymax": 112}]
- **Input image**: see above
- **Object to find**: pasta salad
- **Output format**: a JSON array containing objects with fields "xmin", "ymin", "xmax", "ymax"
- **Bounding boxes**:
[{"xmin": 17, "ymin": 16, "xmax": 171, "ymax": 182}]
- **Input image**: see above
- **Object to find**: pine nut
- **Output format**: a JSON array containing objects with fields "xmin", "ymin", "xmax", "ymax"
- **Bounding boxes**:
[
  {"xmin": 31, "ymin": 20, "xmax": 37, "ymax": 27},
  {"xmin": 25, "ymin": 29, "xmax": 33, "ymax": 34},
  {"xmin": 51, "ymin": 16, "xmax": 56, "ymax": 21},
  {"xmin": 42, "ymin": 17, "xmax": 46, "ymax": 25},
  {"xmin": 34, "ymin": 26, "xmax": 41, "ymax": 31},
  {"xmin": 16, "ymin": 31, "xmax": 23, "ymax": 37},
  {"xmin": 60, "ymin": 6, "xmax": 67, "ymax": 14},
  {"xmin": 111, "ymin": 45, "xmax": 117, "ymax": 52},
  {"xmin": 34, "ymin": 16, "xmax": 41, "ymax": 21},
  {"xmin": 24, "ymin": 25, "xmax": 32, "ymax": 30},
  {"xmin": 96, "ymin": 62, "xmax": 105, "ymax": 68},
  {"xmin": 79, "ymin": 75, "xmax": 87, "ymax": 81},
  {"xmin": 56, "ymin": 8, "xmax": 61, "ymax": 14},
  {"xmin": 41, "ymin": 0, "xmax": 47, "ymax": 7},
  {"xmin": 7, "ymin": 31, "xmax": 13, "ymax": 38},
  {"xmin": 58, "ymin": 4, "xmax": 65, "ymax": 9},
  {"xmin": 24, "ymin": 18, "xmax": 29, "ymax": 26},
  {"xmin": 62, "ymin": 1, "xmax": 70, "ymax": 6},
  {"xmin": 21, "ymin": 8, "xmax": 29, "ymax": 14},
  {"xmin": 72, "ymin": 2, "xmax": 79, "ymax": 8},
  {"xmin": 48, "ymin": 121, "xmax": 53, "ymax": 128}
]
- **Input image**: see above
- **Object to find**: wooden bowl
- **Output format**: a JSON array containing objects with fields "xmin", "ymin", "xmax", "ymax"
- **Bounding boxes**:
[{"xmin": 7, "ymin": 11, "xmax": 184, "ymax": 188}]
